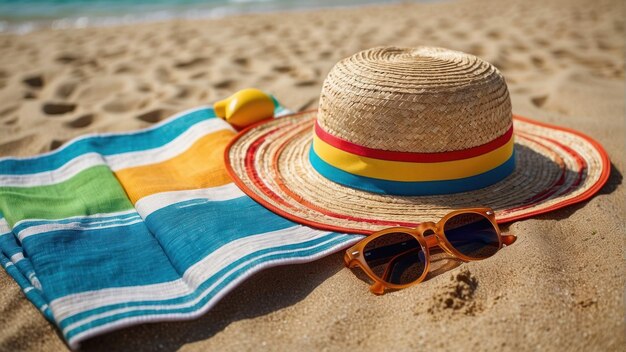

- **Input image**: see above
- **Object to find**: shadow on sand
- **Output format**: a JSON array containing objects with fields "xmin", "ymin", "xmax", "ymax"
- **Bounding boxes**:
[{"xmin": 80, "ymin": 251, "xmax": 348, "ymax": 351}]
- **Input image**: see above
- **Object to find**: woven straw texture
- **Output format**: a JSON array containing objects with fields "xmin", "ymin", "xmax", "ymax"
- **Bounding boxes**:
[
  {"xmin": 317, "ymin": 47, "xmax": 512, "ymax": 153},
  {"xmin": 227, "ymin": 111, "xmax": 607, "ymax": 233}
]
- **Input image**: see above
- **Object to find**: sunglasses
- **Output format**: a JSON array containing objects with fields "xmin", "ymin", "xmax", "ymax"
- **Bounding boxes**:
[{"xmin": 344, "ymin": 208, "xmax": 516, "ymax": 295}]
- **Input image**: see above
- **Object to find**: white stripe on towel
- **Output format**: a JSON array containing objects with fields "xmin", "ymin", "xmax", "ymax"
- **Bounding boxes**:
[{"xmin": 134, "ymin": 183, "xmax": 245, "ymax": 218}]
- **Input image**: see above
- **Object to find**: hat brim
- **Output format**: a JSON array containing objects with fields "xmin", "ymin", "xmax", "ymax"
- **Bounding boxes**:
[{"xmin": 225, "ymin": 111, "xmax": 610, "ymax": 235}]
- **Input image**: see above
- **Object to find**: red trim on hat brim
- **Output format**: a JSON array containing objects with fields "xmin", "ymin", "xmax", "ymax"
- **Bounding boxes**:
[
  {"xmin": 315, "ymin": 120, "xmax": 514, "ymax": 162},
  {"xmin": 494, "ymin": 115, "xmax": 611, "ymax": 224},
  {"xmin": 224, "ymin": 112, "xmax": 611, "ymax": 235}
]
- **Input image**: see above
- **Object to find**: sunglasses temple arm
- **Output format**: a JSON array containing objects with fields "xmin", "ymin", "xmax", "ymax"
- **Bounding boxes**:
[
  {"xmin": 501, "ymin": 234, "xmax": 517, "ymax": 246},
  {"xmin": 343, "ymin": 252, "xmax": 356, "ymax": 268},
  {"xmin": 370, "ymin": 281, "xmax": 385, "ymax": 295}
]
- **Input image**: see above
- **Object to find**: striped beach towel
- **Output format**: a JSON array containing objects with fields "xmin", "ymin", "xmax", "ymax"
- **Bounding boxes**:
[{"xmin": 0, "ymin": 101, "xmax": 362, "ymax": 349}]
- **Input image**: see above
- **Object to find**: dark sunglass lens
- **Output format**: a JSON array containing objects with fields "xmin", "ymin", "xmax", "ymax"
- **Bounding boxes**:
[
  {"xmin": 443, "ymin": 213, "xmax": 500, "ymax": 259},
  {"xmin": 363, "ymin": 232, "xmax": 426, "ymax": 285}
]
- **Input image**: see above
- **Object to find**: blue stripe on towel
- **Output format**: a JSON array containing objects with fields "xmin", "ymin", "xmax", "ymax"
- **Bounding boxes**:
[
  {"xmin": 0, "ymin": 231, "xmax": 25, "ymax": 258},
  {"xmin": 145, "ymin": 195, "xmax": 297, "ymax": 273},
  {"xmin": 58, "ymin": 232, "xmax": 348, "ymax": 330},
  {"xmin": 20, "ymin": 221, "xmax": 182, "ymax": 300},
  {"xmin": 0, "ymin": 226, "xmax": 42, "ymax": 290}
]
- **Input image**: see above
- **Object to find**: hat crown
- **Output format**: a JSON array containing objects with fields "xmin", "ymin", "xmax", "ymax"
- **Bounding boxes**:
[{"xmin": 317, "ymin": 46, "xmax": 512, "ymax": 153}]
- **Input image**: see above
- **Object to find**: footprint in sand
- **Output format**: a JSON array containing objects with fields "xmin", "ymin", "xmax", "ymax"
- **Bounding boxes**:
[
  {"xmin": 465, "ymin": 43, "xmax": 485, "ymax": 57},
  {"xmin": 75, "ymin": 77, "xmax": 125, "ymax": 104},
  {"xmin": 23, "ymin": 91, "xmax": 37, "ymax": 99},
  {"xmin": 294, "ymin": 79, "xmax": 318, "ymax": 87},
  {"xmin": 154, "ymin": 66, "xmax": 174, "ymax": 83},
  {"xmin": 318, "ymin": 51, "xmax": 332, "ymax": 59},
  {"xmin": 98, "ymin": 46, "xmax": 127, "ymax": 59},
  {"xmin": 292, "ymin": 67, "xmax": 320, "ymax": 87},
  {"xmin": 452, "ymin": 30, "xmax": 469, "ymax": 40},
  {"xmin": 136, "ymin": 108, "xmax": 174, "ymax": 124},
  {"xmin": 3, "ymin": 117, "xmax": 18, "ymax": 126},
  {"xmin": 54, "ymin": 80, "xmax": 78, "ymax": 99},
  {"xmin": 255, "ymin": 74, "xmax": 276, "ymax": 84},
  {"xmin": 511, "ymin": 41, "xmax": 529, "ymax": 51},
  {"xmin": 174, "ymin": 57, "xmax": 210, "ymax": 70},
  {"xmin": 136, "ymin": 82, "xmax": 152, "ymax": 93},
  {"xmin": 22, "ymin": 74, "xmax": 44, "ymax": 89},
  {"xmin": 102, "ymin": 94, "xmax": 147, "ymax": 113},
  {"xmin": 511, "ymin": 87, "xmax": 530, "ymax": 95},
  {"xmin": 197, "ymin": 90, "xmax": 212, "ymax": 101},
  {"xmin": 65, "ymin": 113, "xmax": 95, "ymax": 128},
  {"xmin": 232, "ymin": 57, "xmax": 249, "ymax": 67},
  {"xmin": 172, "ymin": 85, "xmax": 196, "ymax": 100},
  {"xmin": 55, "ymin": 53, "xmax": 81, "ymax": 64},
  {"xmin": 190, "ymin": 71, "xmax": 207, "ymax": 80},
  {"xmin": 530, "ymin": 56, "xmax": 545, "ymax": 68},
  {"xmin": 114, "ymin": 62, "xmax": 141, "ymax": 74},
  {"xmin": 531, "ymin": 95, "xmax": 548, "ymax": 108},
  {"xmin": 49, "ymin": 139, "xmax": 66, "ymax": 151},
  {"xmin": 0, "ymin": 105, "xmax": 18, "ymax": 119},
  {"xmin": 213, "ymin": 79, "xmax": 234, "ymax": 90},
  {"xmin": 551, "ymin": 48, "xmax": 573, "ymax": 59},
  {"xmin": 262, "ymin": 44, "xmax": 279, "ymax": 55},
  {"xmin": 0, "ymin": 71, "xmax": 6, "ymax": 89},
  {"xmin": 0, "ymin": 135, "xmax": 36, "ymax": 155},
  {"xmin": 486, "ymin": 30, "xmax": 503, "ymax": 41},
  {"xmin": 534, "ymin": 37, "xmax": 550, "ymax": 48},
  {"xmin": 42, "ymin": 102, "xmax": 76, "ymax": 115},
  {"xmin": 272, "ymin": 65, "xmax": 293, "ymax": 73}
]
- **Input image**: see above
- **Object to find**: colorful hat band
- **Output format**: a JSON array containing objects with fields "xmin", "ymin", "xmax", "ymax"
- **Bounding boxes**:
[{"xmin": 309, "ymin": 121, "xmax": 516, "ymax": 195}]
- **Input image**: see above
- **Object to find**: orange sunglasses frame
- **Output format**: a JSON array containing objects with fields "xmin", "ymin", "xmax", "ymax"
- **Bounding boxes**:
[{"xmin": 343, "ymin": 208, "xmax": 517, "ymax": 295}]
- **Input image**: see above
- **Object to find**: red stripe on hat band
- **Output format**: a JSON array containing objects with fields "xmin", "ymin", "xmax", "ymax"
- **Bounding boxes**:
[{"xmin": 314, "ymin": 121, "xmax": 514, "ymax": 163}]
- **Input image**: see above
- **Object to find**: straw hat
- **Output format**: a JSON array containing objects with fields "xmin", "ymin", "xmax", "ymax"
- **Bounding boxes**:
[{"xmin": 225, "ymin": 47, "xmax": 610, "ymax": 235}]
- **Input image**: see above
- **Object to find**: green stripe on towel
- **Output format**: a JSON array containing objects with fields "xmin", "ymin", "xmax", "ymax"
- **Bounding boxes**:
[{"xmin": 0, "ymin": 165, "xmax": 133, "ymax": 227}]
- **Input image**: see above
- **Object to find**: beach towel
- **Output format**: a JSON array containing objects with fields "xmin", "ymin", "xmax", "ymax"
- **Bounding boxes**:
[{"xmin": 0, "ymin": 101, "xmax": 362, "ymax": 349}]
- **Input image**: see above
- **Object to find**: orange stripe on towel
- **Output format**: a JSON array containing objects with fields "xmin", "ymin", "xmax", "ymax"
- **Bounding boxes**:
[{"xmin": 115, "ymin": 129, "xmax": 236, "ymax": 204}]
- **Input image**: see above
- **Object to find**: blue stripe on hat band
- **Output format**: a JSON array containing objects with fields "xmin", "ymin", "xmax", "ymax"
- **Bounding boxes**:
[{"xmin": 309, "ymin": 146, "xmax": 516, "ymax": 196}]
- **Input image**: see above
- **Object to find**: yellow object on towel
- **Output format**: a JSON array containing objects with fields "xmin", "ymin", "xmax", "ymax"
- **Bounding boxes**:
[{"xmin": 213, "ymin": 88, "xmax": 275, "ymax": 130}]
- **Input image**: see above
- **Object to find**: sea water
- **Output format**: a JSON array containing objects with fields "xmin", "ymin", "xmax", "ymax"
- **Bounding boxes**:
[{"xmin": 0, "ymin": 0, "xmax": 437, "ymax": 33}]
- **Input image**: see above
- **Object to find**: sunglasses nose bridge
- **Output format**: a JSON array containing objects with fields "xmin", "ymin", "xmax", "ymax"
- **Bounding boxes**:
[
  {"xmin": 418, "ymin": 222, "xmax": 439, "ymax": 248},
  {"xmin": 424, "ymin": 233, "xmax": 440, "ymax": 248},
  {"xmin": 417, "ymin": 222, "xmax": 437, "ymax": 234}
]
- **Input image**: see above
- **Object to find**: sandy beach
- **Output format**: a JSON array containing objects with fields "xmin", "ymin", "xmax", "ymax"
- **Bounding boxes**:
[{"xmin": 0, "ymin": 0, "xmax": 624, "ymax": 350}]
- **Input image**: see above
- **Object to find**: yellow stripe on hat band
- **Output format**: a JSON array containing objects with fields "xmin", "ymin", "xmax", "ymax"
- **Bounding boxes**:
[{"xmin": 311, "ymin": 134, "xmax": 515, "ymax": 182}]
